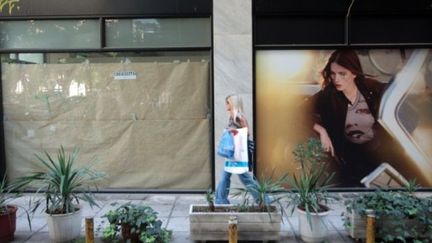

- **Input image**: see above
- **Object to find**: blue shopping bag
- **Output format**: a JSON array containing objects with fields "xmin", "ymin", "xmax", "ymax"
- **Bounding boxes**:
[{"xmin": 217, "ymin": 130, "xmax": 234, "ymax": 159}]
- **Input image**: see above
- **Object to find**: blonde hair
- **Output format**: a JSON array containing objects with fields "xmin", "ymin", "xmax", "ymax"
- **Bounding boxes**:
[{"xmin": 225, "ymin": 94, "xmax": 244, "ymax": 119}]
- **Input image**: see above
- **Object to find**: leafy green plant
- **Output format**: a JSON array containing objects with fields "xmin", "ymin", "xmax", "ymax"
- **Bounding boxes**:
[
  {"xmin": 287, "ymin": 137, "xmax": 337, "ymax": 215},
  {"xmin": 344, "ymin": 188, "xmax": 432, "ymax": 242},
  {"xmin": 102, "ymin": 202, "xmax": 172, "ymax": 243},
  {"xmin": 205, "ymin": 188, "xmax": 215, "ymax": 212},
  {"xmin": 14, "ymin": 146, "xmax": 104, "ymax": 214}
]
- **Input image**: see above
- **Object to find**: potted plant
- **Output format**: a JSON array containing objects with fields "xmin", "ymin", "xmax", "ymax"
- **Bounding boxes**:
[
  {"xmin": 0, "ymin": 174, "xmax": 32, "ymax": 242},
  {"xmin": 102, "ymin": 202, "xmax": 172, "ymax": 243},
  {"xmin": 287, "ymin": 137, "xmax": 337, "ymax": 243},
  {"xmin": 14, "ymin": 146, "xmax": 104, "ymax": 242},
  {"xmin": 189, "ymin": 173, "xmax": 287, "ymax": 241},
  {"xmin": 343, "ymin": 182, "xmax": 432, "ymax": 242}
]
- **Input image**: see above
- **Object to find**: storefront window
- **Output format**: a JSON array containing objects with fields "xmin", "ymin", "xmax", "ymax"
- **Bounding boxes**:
[
  {"xmin": 256, "ymin": 48, "xmax": 432, "ymax": 187},
  {"xmin": 400, "ymin": 53, "xmax": 432, "ymax": 159},
  {"xmin": 0, "ymin": 20, "xmax": 100, "ymax": 49},
  {"xmin": 1, "ymin": 52, "xmax": 211, "ymax": 189},
  {"xmin": 105, "ymin": 18, "xmax": 211, "ymax": 48}
]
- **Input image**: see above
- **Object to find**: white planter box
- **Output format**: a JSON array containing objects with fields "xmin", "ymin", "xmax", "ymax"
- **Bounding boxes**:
[
  {"xmin": 345, "ymin": 210, "xmax": 367, "ymax": 240},
  {"xmin": 189, "ymin": 204, "xmax": 281, "ymax": 241}
]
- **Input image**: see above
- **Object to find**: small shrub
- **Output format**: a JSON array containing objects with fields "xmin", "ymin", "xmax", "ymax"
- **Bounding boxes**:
[
  {"xmin": 102, "ymin": 202, "xmax": 172, "ymax": 243},
  {"xmin": 344, "ymin": 189, "xmax": 432, "ymax": 242}
]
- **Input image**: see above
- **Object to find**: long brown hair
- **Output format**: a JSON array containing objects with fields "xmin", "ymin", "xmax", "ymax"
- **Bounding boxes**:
[{"xmin": 321, "ymin": 49, "xmax": 368, "ymax": 88}]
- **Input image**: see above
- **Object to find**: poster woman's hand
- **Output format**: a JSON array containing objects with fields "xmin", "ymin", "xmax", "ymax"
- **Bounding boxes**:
[{"xmin": 313, "ymin": 123, "xmax": 335, "ymax": 157}]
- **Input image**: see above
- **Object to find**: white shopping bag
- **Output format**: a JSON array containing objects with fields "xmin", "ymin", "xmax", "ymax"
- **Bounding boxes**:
[{"xmin": 224, "ymin": 127, "xmax": 249, "ymax": 174}]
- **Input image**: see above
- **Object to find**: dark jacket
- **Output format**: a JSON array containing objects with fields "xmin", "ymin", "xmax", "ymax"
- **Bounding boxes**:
[{"xmin": 312, "ymin": 78, "xmax": 386, "ymax": 160}]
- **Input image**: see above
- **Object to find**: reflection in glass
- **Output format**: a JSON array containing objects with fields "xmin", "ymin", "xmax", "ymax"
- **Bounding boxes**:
[
  {"xmin": 0, "ymin": 20, "xmax": 100, "ymax": 49},
  {"xmin": 105, "ymin": 18, "xmax": 211, "ymax": 48},
  {"xmin": 398, "ymin": 52, "xmax": 432, "ymax": 160},
  {"xmin": 69, "ymin": 80, "xmax": 86, "ymax": 97}
]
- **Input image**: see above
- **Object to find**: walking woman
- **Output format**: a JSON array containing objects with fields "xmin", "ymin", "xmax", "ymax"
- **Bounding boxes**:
[{"xmin": 215, "ymin": 94, "xmax": 269, "ymax": 204}]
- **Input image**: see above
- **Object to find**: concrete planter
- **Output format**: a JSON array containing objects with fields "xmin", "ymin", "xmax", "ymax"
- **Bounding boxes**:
[
  {"xmin": 189, "ymin": 204, "xmax": 281, "ymax": 241},
  {"xmin": 46, "ymin": 208, "xmax": 82, "ymax": 242},
  {"xmin": 345, "ymin": 210, "xmax": 428, "ymax": 240}
]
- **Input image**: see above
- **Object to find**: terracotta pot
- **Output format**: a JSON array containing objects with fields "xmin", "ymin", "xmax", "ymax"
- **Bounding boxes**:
[
  {"xmin": 0, "ymin": 205, "xmax": 18, "ymax": 242},
  {"xmin": 121, "ymin": 223, "xmax": 140, "ymax": 243}
]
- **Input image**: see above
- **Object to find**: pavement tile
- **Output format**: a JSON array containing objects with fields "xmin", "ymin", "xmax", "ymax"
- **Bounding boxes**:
[
  {"xmin": 10, "ymin": 231, "xmax": 33, "ymax": 243},
  {"xmin": 170, "ymin": 231, "xmax": 194, "ymax": 243},
  {"xmin": 325, "ymin": 231, "xmax": 349, "ymax": 243},
  {"xmin": 171, "ymin": 202, "xmax": 193, "ymax": 217},
  {"xmin": 16, "ymin": 216, "xmax": 46, "ymax": 232},
  {"xmin": 94, "ymin": 199, "xmax": 132, "ymax": 217},
  {"xmin": 166, "ymin": 216, "xmax": 190, "ymax": 232},
  {"xmin": 173, "ymin": 194, "xmax": 207, "ymax": 204},
  {"xmin": 141, "ymin": 194, "xmax": 177, "ymax": 205},
  {"xmin": 23, "ymin": 232, "xmax": 51, "ymax": 243}
]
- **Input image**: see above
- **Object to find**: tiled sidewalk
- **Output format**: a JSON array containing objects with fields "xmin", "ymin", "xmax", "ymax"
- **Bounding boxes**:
[{"xmin": 9, "ymin": 193, "xmax": 357, "ymax": 242}]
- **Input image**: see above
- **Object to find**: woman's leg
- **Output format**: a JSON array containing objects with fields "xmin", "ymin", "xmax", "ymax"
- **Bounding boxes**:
[
  {"xmin": 238, "ymin": 172, "xmax": 271, "ymax": 205},
  {"xmin": 215, "ymin": 170, "xmax": 232, "ymax": 204}
]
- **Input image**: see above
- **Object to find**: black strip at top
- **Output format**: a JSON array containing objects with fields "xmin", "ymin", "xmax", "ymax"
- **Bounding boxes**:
[
  {"xmin": 254, "ymin": 0, "xmax": 432, "ymax": 46},
  {"xmin": 0, "ymin": 0, "xmax": 212, "ymax": 18}
]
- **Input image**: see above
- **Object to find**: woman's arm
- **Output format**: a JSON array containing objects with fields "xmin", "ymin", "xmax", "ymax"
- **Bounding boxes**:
[
  {"xmin": 238, "ymin": 115, "xmax": 249, "ymax": 129},
  {"xmin": 313, "ymin": 123, "xmax": 335, "ymax": 157},
  {"xmin": 227, "ymin": 115, "xmax": 249, "ymax": 136}
]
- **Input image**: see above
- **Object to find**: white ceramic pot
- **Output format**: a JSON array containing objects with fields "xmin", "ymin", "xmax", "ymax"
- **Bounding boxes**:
[
  {"xmin": 45, "ymin": 208, "xmax": 82, "ymax": 242},
  {"xmin": 297, "ymin": 207, "xmax": 330, "ymax": 243}
]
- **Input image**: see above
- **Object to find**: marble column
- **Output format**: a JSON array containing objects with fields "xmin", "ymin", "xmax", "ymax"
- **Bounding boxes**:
[{"xmin": 213, "ymin": 0, "xmax": 253, "ymax": 189}]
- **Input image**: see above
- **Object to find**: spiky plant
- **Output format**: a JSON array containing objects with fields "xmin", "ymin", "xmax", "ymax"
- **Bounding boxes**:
[
  {"xmin": 0, "ymin": 174, "xmax": 32, "ymax": 230},
  {"xmin": 14, "ymin": 146, "xmax": 104, "ymax": 214},
  {"xmin": 287, "ymin": 137, "xmax": 338, "ymax": 230},
  {"xmin": 233, "ymin": 171, "xmax": 288, "ymax": 212},
  {"xmin": 205, "ymin": 188, "xmax": 215, "ymax": 212}
]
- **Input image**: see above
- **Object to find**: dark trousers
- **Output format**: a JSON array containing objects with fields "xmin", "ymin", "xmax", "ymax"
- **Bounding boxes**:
[{"xmin": 338, "ymin": 139, "xmax": 381, "ymax": 187}]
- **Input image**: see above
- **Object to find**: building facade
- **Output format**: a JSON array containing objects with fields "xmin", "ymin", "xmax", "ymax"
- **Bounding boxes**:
[{"xmin": 1, "ymin": 0, "xmax": 431, "ymax": 191}]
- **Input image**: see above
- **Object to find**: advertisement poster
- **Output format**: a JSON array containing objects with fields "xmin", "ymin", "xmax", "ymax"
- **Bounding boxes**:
[{"xmin": 256, "ymin": 49, "xmax": 432, "ymax": 187}]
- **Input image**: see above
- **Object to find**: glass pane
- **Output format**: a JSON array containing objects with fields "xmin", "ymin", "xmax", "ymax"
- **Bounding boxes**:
[
  {"xmin": 2, "ymin": 51, "xmax": 211, "ymax": 190},
  {"xmin": 0, "ymin": 20, "xmax": 100, "ymax": 49},
  {"xmin": 397, "ymin": 51, "xmax": 432, "ymax": 160},
  {"xmin": 105, "ymin": 18, "xmax": 211, "ymax": 48}
]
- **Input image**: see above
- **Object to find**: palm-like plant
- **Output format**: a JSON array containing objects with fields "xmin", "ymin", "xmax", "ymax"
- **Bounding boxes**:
[
  {"xmin": 288, "ymin": 137, "xmax": 337, "ymax": 214},
  {"xmin": 0, "ymin": 174, "xmax": 32, "ymax": 236},
  {"xmin": 205, "ymin": 188, "xmax": 215, "ymax": 212},
  {"xmin": 0, "ymin": 175, "xmax": 11, "ymax": 215},
  {"xmin": 14, "ymin": 146, "xmax": 104, "ymax": 214},
  {"xmin": 233, "ymin": 171, "xmax": 287, "ymax": 212}
]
